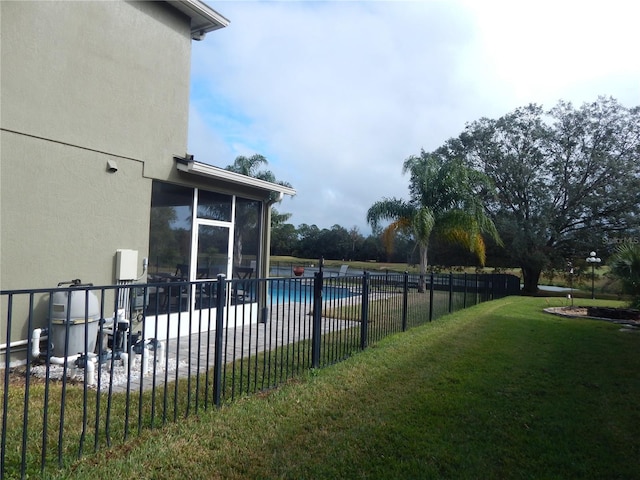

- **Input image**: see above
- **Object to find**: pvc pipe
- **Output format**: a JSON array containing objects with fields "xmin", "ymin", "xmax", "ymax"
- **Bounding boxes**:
[
  {"xmin": 129, "ymin": 352, "xmax": 137, "ymax": 369},
  {"xmin": 138, "ymin": 340, "xmax": 163, "ymax": 375},
  {"xmin": 32, "ymin": 328, "xmax": 79, "ymax": 364},
  {"xmin": 31, "ymin": 328, "xmax": 43, "ymax": 359},
  {"xmin": 31, "ymin": 328, "xmax": 97, "ymax": 385},
  {"xmin": 120, "ymin": 352, "xmax": 129, "ymax": 371},
  {"xmin": 85, "ymin": 358, "xmax": 96, "ymax": 386},
  {"xmin": 142, "ymin": 346, "xmax": 149, "ymax": 375},
  {"xmin": 157, "ymin": 341, "xmax": 164, "ymax": 365},
  {"xmin": 0, "ymin": 339, "xmax": 29, "ymax": 350},
  {"xmin": 47, "ymin": 353, "xmax": 80, "ymax": 365},
  {"xmin": 46, "ymin": 353, "xmax": 97, "ymax": 386},
  {"xmin": 1, "ymin": 330, "xmax": 49, "ymax": 352}
]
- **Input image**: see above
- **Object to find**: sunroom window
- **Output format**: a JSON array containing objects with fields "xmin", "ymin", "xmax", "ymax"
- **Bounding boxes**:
[{"xmin": 148, "ymin": 180, "xmax": 262, "ymax": 312}]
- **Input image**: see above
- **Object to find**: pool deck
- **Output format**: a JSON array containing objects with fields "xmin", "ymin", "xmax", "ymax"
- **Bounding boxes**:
[{"xmin": 110, "ymin": 303, "xmax": 359, "ymax": 393}]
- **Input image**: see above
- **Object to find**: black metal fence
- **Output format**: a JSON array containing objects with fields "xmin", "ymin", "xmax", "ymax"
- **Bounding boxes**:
[{"xmin": 1, "ymin": 270, "xmax": 519, "ymax": 478}]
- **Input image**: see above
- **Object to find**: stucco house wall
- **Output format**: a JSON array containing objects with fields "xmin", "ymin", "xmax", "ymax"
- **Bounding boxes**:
[
  {"xmin": 0, "ymin": 1, "xmax": 222, "ymax": 353},
  {"xmin": 2, "ymin": 1, "xmax": 192, "ymax": 164},
  {"xmin": 1, "ymin": 0, "xmax": 192, "ymax": 292},
  {"xmin": 0, "ymin": 1, "xmax": 296, "ymax": 365}
]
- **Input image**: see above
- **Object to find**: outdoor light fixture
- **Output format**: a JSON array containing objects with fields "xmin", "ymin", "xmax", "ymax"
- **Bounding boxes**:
[
  {"xmin": 567, "ymin": 261, "xmax": 575, "ymax": 307},
  {"xmin": 586, "ymin": 251, "xmax": 601, "ymax": 299},
  {"xmin": 106, "ymin": 160, "xmax": 118, "ymax": 173}
]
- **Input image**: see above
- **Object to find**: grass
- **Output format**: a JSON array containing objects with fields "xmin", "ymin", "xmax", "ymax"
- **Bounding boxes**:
[
  {"xmin": 322, "ymin": 288, "xmax": 453, "ymax": 325},
  {"xmin": 37, "ymin": 296, "xmax": 640, "ymax": 479},
  {"xmin": 272, "ymin": 256, "xmax": 627, "ymax": 299},
  {"xmin": 271, "ymin": 255, "xmax": 523, "ymax": 276}
]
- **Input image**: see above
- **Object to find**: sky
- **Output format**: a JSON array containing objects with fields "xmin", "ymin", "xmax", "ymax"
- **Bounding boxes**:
[{"xmin": 187, "ymin": 0, "xmax": 640, "ymax": 234}]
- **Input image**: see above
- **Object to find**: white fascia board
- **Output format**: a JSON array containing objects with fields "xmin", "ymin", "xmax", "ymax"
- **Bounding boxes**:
[
  {"xmin": 170, "ymin": 0, "xmax": 230, "ymax": 35},
  {"xmin": 176, "ymin": 159, "xmax": 297, "ymax": 197}
]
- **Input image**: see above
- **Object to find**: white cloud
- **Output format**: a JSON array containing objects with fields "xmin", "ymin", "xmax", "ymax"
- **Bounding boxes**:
[
  {"xmin": 459, "ymin": 0, "xmax": 640, "ymax": 107},
  {"xmin": 188, "ymin": 0, "xmax": 640, "ymax": 233}
]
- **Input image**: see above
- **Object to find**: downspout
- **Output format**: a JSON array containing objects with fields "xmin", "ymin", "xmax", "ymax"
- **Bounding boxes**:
[{"xmin": 264, "ymin": 193, "xmax": 282, "ymax": 277}]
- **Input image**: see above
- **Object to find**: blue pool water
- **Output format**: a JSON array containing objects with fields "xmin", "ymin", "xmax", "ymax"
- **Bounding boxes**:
[{"xmin": 268, "ymin": 281, "xmax": 356, "ymax": 304}]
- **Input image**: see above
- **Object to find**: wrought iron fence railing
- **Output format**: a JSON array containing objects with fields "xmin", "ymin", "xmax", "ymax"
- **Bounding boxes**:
[{"xmin": 1, "ymin": 270, "xmax": 519, "ymax": 478}]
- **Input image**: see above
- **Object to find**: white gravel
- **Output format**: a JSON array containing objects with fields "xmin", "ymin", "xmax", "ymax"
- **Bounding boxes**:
[{"xmin": 30, "ymin": 356, "xmax": 186, "ymax": 391}]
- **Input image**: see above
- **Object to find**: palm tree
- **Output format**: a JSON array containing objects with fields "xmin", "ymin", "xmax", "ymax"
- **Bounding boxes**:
[
  {"xmin": 367, "ymin": 151, "xmax": 501, "ymax": 292},
  {"xmin": 226, "ymin": 154, "xmax": 292, "ymax": 202},
  {"xmin": 225, "ymin": 154, "xmax": 293, "ymax": 266},
  {"xmin": 609, "ymin": 243, "xmax": 640, "ymax": 308},
  {"xmin": 226, "ymin": 154, "xmax": 267, "ymax": 175}
]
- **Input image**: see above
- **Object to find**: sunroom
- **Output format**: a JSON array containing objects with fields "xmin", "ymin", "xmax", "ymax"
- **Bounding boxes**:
[{"xmin": 142, "ymin": 156, "xmax": 296, "ymax": 340}]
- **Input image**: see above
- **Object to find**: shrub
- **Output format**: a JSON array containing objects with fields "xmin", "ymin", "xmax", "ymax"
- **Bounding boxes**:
[{"xmin": 609, "ymin": 243, "xmax": 640, "ymax": 308}]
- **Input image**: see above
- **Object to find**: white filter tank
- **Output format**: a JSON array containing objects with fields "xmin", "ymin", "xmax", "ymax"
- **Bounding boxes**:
[{"xmin": 50, "ymin": 281, "xmax": 100, "ymax": 357}]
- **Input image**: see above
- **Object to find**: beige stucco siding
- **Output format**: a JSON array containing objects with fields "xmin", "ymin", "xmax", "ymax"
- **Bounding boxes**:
[
  {"xmin": 1, "ymin": 0, "xmax": 193, "ymax": 291},
  {"xmin": 0, "ymin": 0, "xmax": 195, "ymax": 347},
  {"xmin": 0, "ymin": 131, "xmax": 150, "ymax": 290},
  {"xmin": 0, "ymin": 131, "xmax": 151, "ymax": 343},
  {"xmin": 1, "ymin": 0, "xmax": 191, "ymax": 166}
]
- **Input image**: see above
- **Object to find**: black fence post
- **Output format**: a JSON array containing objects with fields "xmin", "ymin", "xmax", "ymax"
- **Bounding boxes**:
[
  {"xmin": 429, "ymin": 273, "xmax": 434, "ymax": 322},
  {"xmin": 448, "ymin": 272, "xmax": 453, "ymax": 313},
  {"xmin": 360, "ymin": 272, "xmax": 370, "ymax": 350},
  {"xmin": 487, "ymin": 273, "xmax": 495, "ymax": 301},
  {"xmin": 2, "ymin": 295, "xmax": 12, "ymax": 477},
  {"xmin": 401, "ymin": 271, "xmax": 409, "ymax": 331},
  {"xmin": 490, "ymin": 274, "xmax": 496, "ymax": 299},
  {"xmin": 311, "ymin": 261, "xmax": 324, "ymax": 369},
  {"xmin": 463, "ymin": 273, "xmax": 467, "ymax": 309},
  {"xmin": 213, "ymin": 274, "xmax": 227, "ymax": 408},
  {"xmin": 482, "ymin": 274, "xmax": 488, "ymax": 302}
]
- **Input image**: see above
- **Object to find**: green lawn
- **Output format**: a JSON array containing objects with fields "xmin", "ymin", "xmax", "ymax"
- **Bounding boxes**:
[
  {"xmin": 270, "ymin": 255, "xmax": 523, "ymax": 277},
  {"xmin": 51, "ymin": 296, "xmax": 639, "ymax": 479}
]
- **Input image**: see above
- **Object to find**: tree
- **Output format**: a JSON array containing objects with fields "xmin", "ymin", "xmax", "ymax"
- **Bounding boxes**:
[
  {"xmin": 226, "ymin": 154, "xmax": 273, "ymax": 181},
  {"xmin": 270, "ymin": 208, "xmax": 292, "ymax": 228},
  {"xmin": 225, "ymin": 154, "xmax": 293, "ymax": 265},
  {"xmin": 296, "ymin": 223, "xmax": 321, "ymax": 258},
  {"xmin": 271, "ymin": 222, "xmax": 298, "ymax": 256},
  {"xmin": 270, "ymin": 208, "xmax": 297, "ymax": 255},
  {"xmin": 348, "ymin": 227, "xmax": 365, "ymax": 260},
  {"xmin": 320, "ymin": 225, "xmax": 354, "ymax": 260},
  {"xmin": 447, "ymin": 97, "xmax": 640, "ymax": 293},
  {"xmin": 358, "ymin": 234, "xmax": 386, "ymax": 263},
  {"xmin": 367, "ymin": 151, "xmax": 501, "ymax": 292}
]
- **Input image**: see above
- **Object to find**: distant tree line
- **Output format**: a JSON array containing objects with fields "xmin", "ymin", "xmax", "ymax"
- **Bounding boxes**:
[{"xmin": 270, "ymin": 212, "xmax": 500, "ymax": 267}]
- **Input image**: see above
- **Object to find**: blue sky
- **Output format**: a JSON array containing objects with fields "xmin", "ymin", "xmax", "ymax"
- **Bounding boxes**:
[{"xmin": 188, "ymin": 0, "xmax": 640, "ymax": 234}]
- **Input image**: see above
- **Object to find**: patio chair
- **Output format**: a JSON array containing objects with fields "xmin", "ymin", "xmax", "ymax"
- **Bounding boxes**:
[
  {"xmin": 232, "ymin": 262, "xmax": 256, "ymax": 303},
  {"xmin": 328, "ymin": 264, "xmax": 349, "ymax": 277},
  {"xmin": 175, "ymin": 263, "xmax": 189, "ymax": 280}
]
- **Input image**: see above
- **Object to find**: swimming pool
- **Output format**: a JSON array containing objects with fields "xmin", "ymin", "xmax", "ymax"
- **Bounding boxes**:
[{"xmin": 267, "ymin": 280, "xmax": 356, "ymax": 304}]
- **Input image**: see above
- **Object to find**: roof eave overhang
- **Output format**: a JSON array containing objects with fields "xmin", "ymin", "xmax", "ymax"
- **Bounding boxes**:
[
  {"xmin": 175, "ymin": 157, "xmax": 297, "ymax": 199},
  {"xmin": 170, "ymin": 0, "xmax": 230, "ymax": 39}
]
